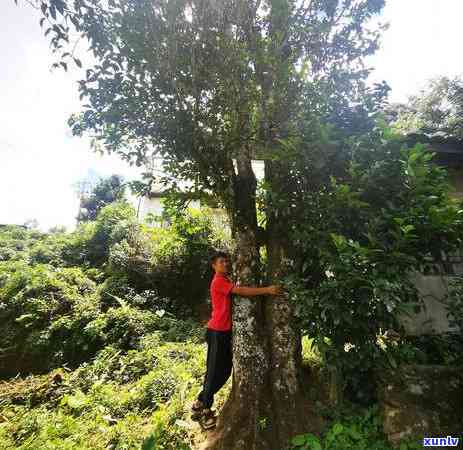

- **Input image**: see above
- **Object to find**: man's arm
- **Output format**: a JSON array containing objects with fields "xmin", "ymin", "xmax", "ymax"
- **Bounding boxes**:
[{"xmin": 231, "ymin": 285, "xmax": 283, "ymax": 297}]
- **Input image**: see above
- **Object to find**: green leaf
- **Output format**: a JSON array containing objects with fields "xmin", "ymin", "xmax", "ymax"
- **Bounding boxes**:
[
  {"xmin": 66, "ymin": 390, "xmax": 87, "ymax": 409},
  {"xmin": 347, "ymin": 426, "xmax": 362, "ymax": 440},
  {"xmin": 401, "ymin": 224, "xmax": 415, "ymax": 234},
  {"xmin": 291, "ymin": 435, "xmax": 307, "ymax": 446},
  {"xmin": 408, "ymin": 151, "xmax": 420, "ymax": 164},
  {"xmin": 141, "ymin": 434, "xmax": 156, "ymax": 450},
  {"xmin": 307, "ymin": 437, "xmax": 322, "ymax": 450},
  {"xmin": 386, "ymin": 352, "xmax": 398, "ymax": 369},
  {"xmin": 15, "ymin": 313, "xmax": 35, "ymax": 324}
]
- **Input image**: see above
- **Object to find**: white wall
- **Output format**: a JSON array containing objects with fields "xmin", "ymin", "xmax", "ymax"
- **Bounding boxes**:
[
  {"xmin": 401, "ymin": 272, "xmax": 459, "ymax": 335},
  {"xmin": 137, "ymin": 196, "xmax": 202, "ymax": 225}
]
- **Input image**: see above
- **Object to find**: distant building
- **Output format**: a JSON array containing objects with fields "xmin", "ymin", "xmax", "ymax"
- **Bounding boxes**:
[{"xmin": 136, "ymin": 158, "xmax": 265, "ymax": 229}]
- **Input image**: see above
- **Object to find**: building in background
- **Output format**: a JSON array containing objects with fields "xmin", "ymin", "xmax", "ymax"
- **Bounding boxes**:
[
  {"xmin": 401, "ymin": 135, "xmax": 463, "ymax": 335},
  {"xmin": 136, "ymin": 158, "xmax": 265, "ymax": 229}
]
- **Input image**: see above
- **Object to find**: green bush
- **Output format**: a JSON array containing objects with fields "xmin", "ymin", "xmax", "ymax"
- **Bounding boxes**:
[
  {"xmin": 0, "ymin": 225, "xmax": 45, "ymax": 262},
  {"xmin": 147, "ymin": 208, "xmax": 229, "ymax": 314},
  {"xmin": 0, "ymin": 206, "xmax": 222, "ymax": 449},
  {"xmin": 104, "ymin": 206, "xmax": 230, "ymax": 317},
  {"xmin": 0, "ymin": 225, "xmax": 82, "ymax": 268},
  {"xmin": 28, "ymin": 231, "xmax": 72, "ymax": 266},
  {"xmin": 85, "ymin": 202, "xmax": 138, "ymax": 267},
  {"xmin": 98, "ymin": 303, "xmax": 161, "ymax": 350},
  {"xmin": 290, "ymin": 406, "xmax": 421, "ymax": 450},
  {"xmin": 0, "ymin": 263, "xmax": 101, "ymax": 376},
  {"xmin": 0, "ymin": 259, "xmax": 202, "ymax": 376},
  {"xmin": 389, "ymin": 332, "xmax": 463, "ymax": 366},
  {"xmin": 0, "ymin": 340, "xmax": 206, "ymax": 449},
  {"xmin": 285, "ymin": 133, "xmax": 463, "ymax": 403}
]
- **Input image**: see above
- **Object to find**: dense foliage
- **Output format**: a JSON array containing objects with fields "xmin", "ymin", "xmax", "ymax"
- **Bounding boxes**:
[
  {"xmin": 290, "ymin": 406, "xmax": 420, "ymax": 450},
  {"xmin": 0, "ymin": 204, "xmax": 234, "ymax": 448},
  {"xmin": 284, "ymin": 125, "xmax": 463, "ymax": 403},
  {"xmin": 0, "ymin": 204, "xmax": 227, "ymax": 377},
  {"xmin": 0, "ymin": 335, "xmax": 211, "ymax": 449}
]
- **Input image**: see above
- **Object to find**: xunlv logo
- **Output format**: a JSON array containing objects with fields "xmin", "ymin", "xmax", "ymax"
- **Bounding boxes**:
[{"xmin": 423, "ymin": 436, "xmax": 460, "ymax": 447}]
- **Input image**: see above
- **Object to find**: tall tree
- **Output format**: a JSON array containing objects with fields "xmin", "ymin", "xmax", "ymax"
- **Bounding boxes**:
[
  {"xmin": 25, "ymin": 1, "xmax": 386, "ymax": 448},
  {"xmin": 388, "ymin": 76, "xmax": 463, "ymax": 140},
  {"xmin": 76, "ymin": 174, "xmax": 126, "ymax": 222}
]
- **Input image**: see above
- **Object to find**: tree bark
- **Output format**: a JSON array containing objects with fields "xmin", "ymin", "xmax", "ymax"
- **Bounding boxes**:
[
  {"xmin": 204, "ymin": 229, "xmax": 320, "ymax": 450},
  {"xmin": 204, "ymin": 159, "xmax": 321, "ymax": 450}
]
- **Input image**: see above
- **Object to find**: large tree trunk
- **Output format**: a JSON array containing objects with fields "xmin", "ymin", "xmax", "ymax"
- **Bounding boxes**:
[
  {"xmin": 204, "ymin": 160, "xmax": 321, "ymax": 450},
  {"xmin": 204, "ymin": 230, "xmax": 320, "ymax": 450}
]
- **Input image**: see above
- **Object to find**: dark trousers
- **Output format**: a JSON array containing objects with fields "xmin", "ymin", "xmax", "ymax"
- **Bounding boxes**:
[{"xmin": 197, "ymin": 328, "xmax": 233, "ymax": 408}]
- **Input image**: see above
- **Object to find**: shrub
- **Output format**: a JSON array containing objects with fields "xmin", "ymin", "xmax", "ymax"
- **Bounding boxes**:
[
  {"xmin": 147, "ymin": 207, "xmax": 230, "ymax": 315},
  {"xmin": 85, "ymin": 202, "xmax": 138, "ymax": 267},
  {"xmin": 28, "ymin": 231, "xmax": 72, "ymax": 266},
  {"xmin": 0, "ymin": 339, "xmax": 206, "ymax": 449},
  {"xmin": 99, "ymin": 303, "xmax": 161, "ymax": 350},
  {"xmin": 285, "ymin": 134, "xmax": 463, "ymax": 403},
  {"xmin": 290, "ymin": 406, "xmax": 421, "ymax": 450},
  {"xmin": 0, "ymin": 264, "xmax": 100, "ymax": 376},
  {"xmin": 0, "ymin": 205, "xmax": 215, "ymax": 378},
  {"xmin": 0, "ymin": 257, "xmax": 202, "ymax": 376},
  {"xmin": 0, "ymin": 225, "xmax": 44, "ymax": 262},
  {"xmin": 104, "ymin": 206, "xmax": 230, "ymax": 317}
]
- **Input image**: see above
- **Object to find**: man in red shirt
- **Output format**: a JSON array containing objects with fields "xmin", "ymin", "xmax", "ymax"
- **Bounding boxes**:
[{"xmin": 191, "ymin": 251, "xmax": 284, "ymax": 429}]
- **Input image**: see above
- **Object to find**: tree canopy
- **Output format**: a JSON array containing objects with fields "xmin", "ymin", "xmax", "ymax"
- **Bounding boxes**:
[
  {"xmin": 77, "ymin": 174, "xmax": 126, "ymax": 222},
  {"xmin": 18, "ymin": 1, "xmax": 463, "ymax": 449},
  {"xmin": 388, "ymin": 76, "xmax": 463, "ymax": 141}
]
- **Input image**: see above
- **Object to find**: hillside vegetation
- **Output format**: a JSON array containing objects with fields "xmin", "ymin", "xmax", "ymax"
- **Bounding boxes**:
[{"xmin": 0, "ymin": 200, "xmax": 457, "ymax": 449}]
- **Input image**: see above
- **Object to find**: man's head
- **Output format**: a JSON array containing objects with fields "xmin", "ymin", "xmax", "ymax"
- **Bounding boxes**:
[{"xmin": 211, "ymin": 251, "xmax": 230, "ymax": 275}]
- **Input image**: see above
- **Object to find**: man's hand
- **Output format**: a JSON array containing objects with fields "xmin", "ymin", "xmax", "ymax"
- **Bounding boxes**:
[
  {"xmin": 231, "ymin": 285, "xmax": 285, "ymax": 298},
  {"xmin": 266, "ymin": 285, "xmax": 285, "ymax": 296}
]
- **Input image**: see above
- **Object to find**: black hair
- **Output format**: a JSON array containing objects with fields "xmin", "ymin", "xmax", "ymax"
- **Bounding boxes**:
[{"xmin": 210, "ymin": 251, "xmax": 229, "ymax": 265}]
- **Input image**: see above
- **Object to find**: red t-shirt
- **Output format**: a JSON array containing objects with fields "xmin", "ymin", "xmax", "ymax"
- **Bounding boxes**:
[{"xmin": 207, "ymin": 273, "xmax": 235, "ymax": 331}]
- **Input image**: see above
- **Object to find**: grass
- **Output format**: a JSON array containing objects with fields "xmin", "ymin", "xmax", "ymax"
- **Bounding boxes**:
[{"xmin": 0, "ymin": 333, "xmax": 216, "ymax": 450}]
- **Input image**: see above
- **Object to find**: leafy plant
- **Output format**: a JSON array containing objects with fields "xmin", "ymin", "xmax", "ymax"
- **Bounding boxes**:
[
  {"xmin": 0, "ymin": 339, "xmax": 202, "ymax": 449},
  {"xmin": 0, "ymin": 263, "xmax": 100, "ymax": 375},
  {"xmin": 446, "ymin": 275, "xmax": 463, "ymax": 332},
  {"xmin": 77, "ymin": 174, "xmax": 126, "ymax": 223},
  {"xmin": 290, "ymin": 407, "xmax": 421, "ymax": 450},
  {"xmin": 285, "ymin": 128, "xmax": 463, "ymax": 403}
]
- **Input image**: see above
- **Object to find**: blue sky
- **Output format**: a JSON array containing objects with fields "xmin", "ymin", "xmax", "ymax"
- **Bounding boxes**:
[{"xmin": 1, "ymin": 0, "xmax": 463, "ymax": 230}]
